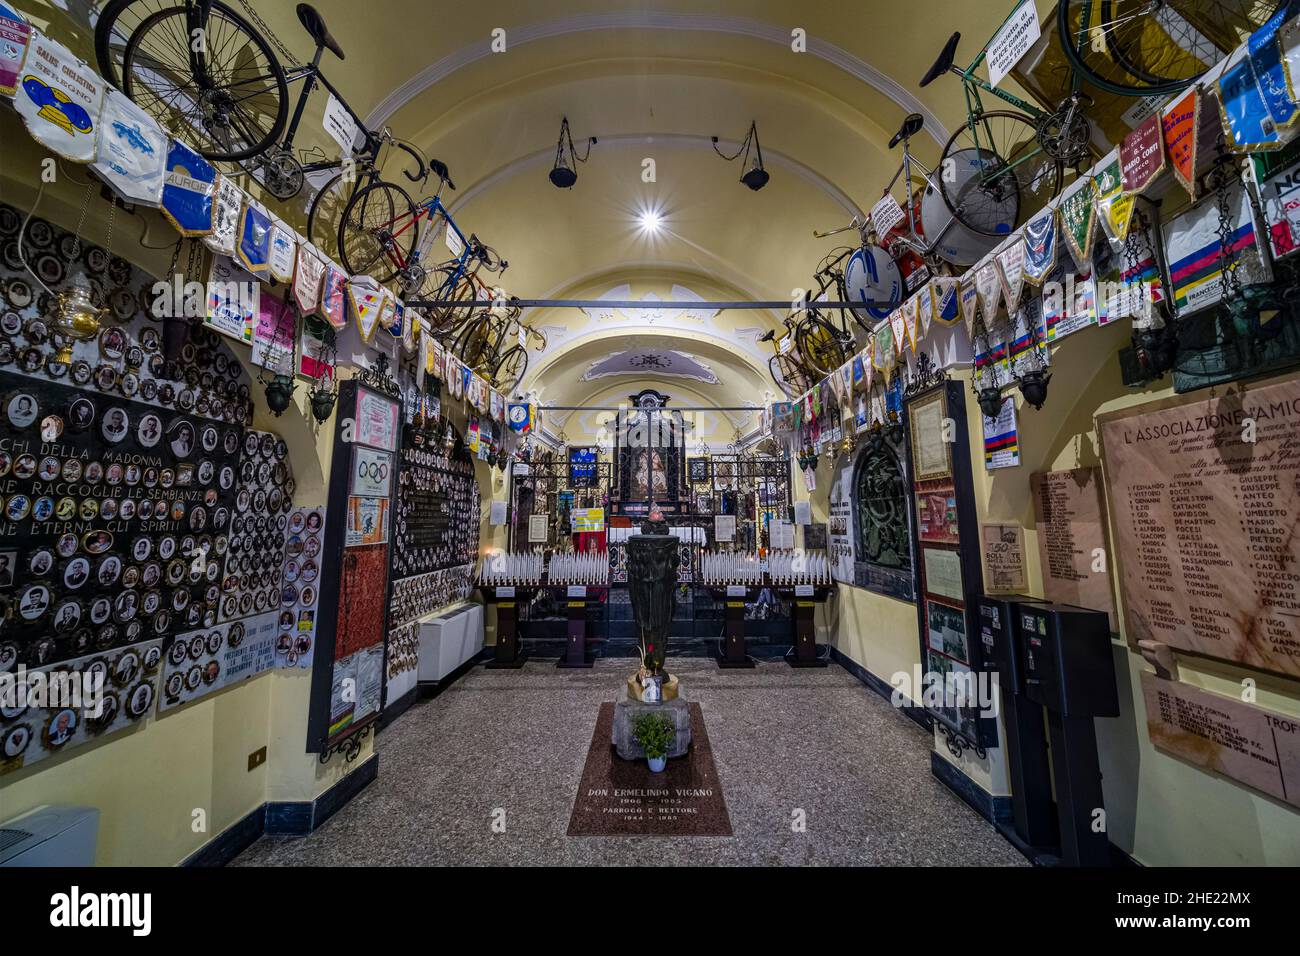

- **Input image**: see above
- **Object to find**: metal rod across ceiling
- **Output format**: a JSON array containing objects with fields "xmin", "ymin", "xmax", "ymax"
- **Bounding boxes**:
[{"xmin": 403, "ymin": 298, "xmax": 880, "ymax": 310}]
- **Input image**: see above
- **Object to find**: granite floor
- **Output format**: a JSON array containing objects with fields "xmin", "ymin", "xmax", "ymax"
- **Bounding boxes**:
[{"xmin": 233, "ymin": 659, "xmax": 1027, "ymax": 866}]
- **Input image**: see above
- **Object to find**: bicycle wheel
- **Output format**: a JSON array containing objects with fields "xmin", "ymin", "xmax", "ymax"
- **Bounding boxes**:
[
  {"xmin": 417, "ymin": 264, "xmax": 477, "ymax": 328},
  {"xmin": 938, "ymin": 110, "xmax": 1063, "ymax": 238},
  {"xmin": 120, "ymin": 3, "xmax": 288, "ymax": 162},
  {"xmin": 796, "ymin": 314, "xmax": 847, "ymax": 376},
  {"xmin": 768, "ymin": 355, "xmax": 798, "ymax": 398},
  {"xmin": 306, "ymin": 170, "xmax": 367, "ymax": 264},
  {"xmin": 492, "ymin": 346, "xmax": 528, "ymax": 396},
  {"xmin": 455, "ymin": 315, "xmax": 494, "ymax": 372},
  {"xmin": 96, "ymin": 0, "xmax": 169, "ymax": 88},
  {"xmin": 338, "ymin": 181, "xmax": 418, "ymax": 282},
  {"xmin": 1058, "ymin": 0, "xmax": 1277, "ymax": 97}
]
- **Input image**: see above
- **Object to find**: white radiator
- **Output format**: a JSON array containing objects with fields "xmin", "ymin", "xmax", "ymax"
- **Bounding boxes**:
[
  {"xmin": 0, "ymin": 806, "xmax": 99, "ymax": 866},
  {"xmin": 417, "ymin": 602, "xmax": 484, "ymax": 682}
]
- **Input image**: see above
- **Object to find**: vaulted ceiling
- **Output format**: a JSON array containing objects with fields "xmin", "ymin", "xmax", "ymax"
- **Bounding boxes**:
[{"xmin": 40, "ymin": 0, "xmax": 1035, "ymax": 410}]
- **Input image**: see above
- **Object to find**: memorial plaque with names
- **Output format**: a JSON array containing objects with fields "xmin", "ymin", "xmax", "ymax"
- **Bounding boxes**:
[
  {"xmin": 1030, "ymin": 467, "xmax": 1117, "ymax": 630},
  {"xmin": 1141, "ymin": 672, "xmax": 1300, "ymax": 810},
  {"xmin": 1099, "ymin": 377, "xmax": 1300, "ymax": 677}
]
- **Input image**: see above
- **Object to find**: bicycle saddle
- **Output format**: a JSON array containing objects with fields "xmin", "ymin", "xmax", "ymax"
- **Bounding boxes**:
[
  {"xmin": 758, "ymin": 330, "xmax": 775, "ymax": 342},
  {"xmin": 296, "ymin": 4, "xmax": 344, "ymax": 60},
  {"xmin": 920, "ymin": 32, "xmax": 960, "ymax": 87},
  {"xmin": 429, "ymin": 158, "xmax": 456, "ymax": 190},
  {"xmin": 889, "ymin": 114, "xmax": 924, "ymax": 149}
]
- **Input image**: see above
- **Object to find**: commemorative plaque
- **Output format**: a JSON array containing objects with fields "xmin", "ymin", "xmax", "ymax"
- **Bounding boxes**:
[{"xmin": 1099, "ymin": 376, "xmax": 1300, "ymax": 678}]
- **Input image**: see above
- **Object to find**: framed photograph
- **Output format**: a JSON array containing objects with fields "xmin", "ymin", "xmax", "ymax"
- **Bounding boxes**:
[
  {"xmin": 687, "ymin": 457, "xmax": 710, "ymax": 482},
  {"xmin": 908, "ymin": 389, "xmax": 951, "ymax": 481},
  {"xmin": 927, "ymin": 599, "xmax": 970, "ymax": 664}
]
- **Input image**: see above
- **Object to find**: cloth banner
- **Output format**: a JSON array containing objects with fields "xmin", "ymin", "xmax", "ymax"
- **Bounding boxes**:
[
  {"xmin": 996, "ymin": 240, "xmax": 1026, "ymax": 313},
  {"xmin": 14, "ymin": 31, "xmax": 102, "ymax": 162},
  {"xmin": 160, "ymin": 139, "xmax": 215, "ymax": 236},
  {"xmin": 93, "ymin": 88, "xmax": 165, "ymax": 205}
]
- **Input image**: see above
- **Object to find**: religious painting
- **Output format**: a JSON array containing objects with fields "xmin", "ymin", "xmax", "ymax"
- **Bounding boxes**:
[{"xmin": 630, "ymin": 447, "xmax": 671, "ymax": 502}]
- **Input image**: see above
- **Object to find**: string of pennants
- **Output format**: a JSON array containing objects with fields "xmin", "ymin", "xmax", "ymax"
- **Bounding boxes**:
[
  {"xmin": 770, "ymin": 3, "xmax": 1300, "ymax": 438},
  {"xmin": 0, "ymin": 4, "xmax": 511, "ymax": 425}
]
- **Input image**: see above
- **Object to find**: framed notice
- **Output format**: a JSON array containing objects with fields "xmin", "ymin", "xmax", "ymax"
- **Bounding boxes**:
[
  {"xmin": 908, "ymin": 389, "xmax": 951, "ymax": 481},
  {"xmin": 922, "ymin": 546, "xmax": 963, "ymax": 601},
  {"xmin": 927, "ymin": 599, "xmax": 970, "ymax": 664},
  {"xmin": 1099, "ymin": 375, "xmax": 1300, "ymax": 677},
  {"xmin": 980, "ymin": 522, "xmax": 1026, "ymax": 592},
  {"xmin": 351, "ymin": 446, "xmax": 392, "ymax": 498},
  {"xmin": 528, "ymin": 513, "xmax": 549, "ymax": 544},
  {"xmin": 355, "ymin": 387, "xmax": 399, "ymax": 451},
  {"xmin": 345, "ymin": 496, "xmax": 389, "ymax": 547},
  {"xmin": 916, "ymin": 485, "xmax": 959, "ymax": 544}
]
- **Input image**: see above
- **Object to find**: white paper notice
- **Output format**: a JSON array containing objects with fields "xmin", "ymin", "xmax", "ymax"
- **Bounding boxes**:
[
  {"xmin": 489, "ymin": 500, "xmax": 507, "ymax": 525},
  {"xmin": 986, "ymin": 0, "xmax": 1040, "ymax": 88},
  {"xmin": 793, "ymin": 501, "xmax": 812, "ymax": 526},
  {"xmin": 322, "ymin": 92, "xmax": 360, "ymax": 154},
  {"xmin": 871, "ymin": 193, "xmax": 906, "ymax": 237},
  {"xmin": 714, "ymin": 514, "xmax": 736, "ymax": 542}
]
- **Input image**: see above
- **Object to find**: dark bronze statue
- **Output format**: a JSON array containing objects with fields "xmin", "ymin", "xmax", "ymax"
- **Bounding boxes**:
[{"xmin": 626, "ymin": 511, "xmax": 679, "ymax": 676}]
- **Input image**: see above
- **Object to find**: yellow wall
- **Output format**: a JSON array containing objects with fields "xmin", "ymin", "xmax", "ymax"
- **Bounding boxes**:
[
  {"xmin": 0, "ymin": 106, "xmax": 491, "ymax": 864},
  {"xmin": 812, "ymin": 313, "xmax": 1300, "ymax": 865}
]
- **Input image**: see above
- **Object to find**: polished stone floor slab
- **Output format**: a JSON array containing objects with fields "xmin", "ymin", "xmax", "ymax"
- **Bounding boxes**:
[{"xmin": 233, "ymin": 659, "xmax": 1027, "ymax": 866}]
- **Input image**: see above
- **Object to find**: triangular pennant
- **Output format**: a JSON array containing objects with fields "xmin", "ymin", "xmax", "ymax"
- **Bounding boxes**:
[
  {"xmin": 996, "ymin": 241, "xmax": 1026, "ymax": 313},
  {"xmin": 1093, "ymin": 153, "xmax": 1136, "ymax": 243},
  {"xmin": 1021, "ymin": 208, "xmax": 1057, "ymax": 286},
  {"xmin": 915, "ymin": 282, "xmax": 934, "ymax": 340},
  {"xmin": 347, "ymin": 275, "xmax": 386, "ymax": 343},
  {"xmin": 1057, "ymin": 178, "xmax": 1097, "ymax": 265},
  {"xmin": 237, "ymin": 201, "xmax": 272, "ymax": 276},
  {"xmin": 268, "ymin": 219, "xmax": 297, "ymax": 283},
  {"xmin": 1161, "ymin": 87, "xmax": 1200, "ymax": 203},
  {"xmin": 205, "ymin": 174, "xmax": 242, "ymax": 256},
  {"xmin": 319, "ymin": 263, "xmax": 347, "ymax": 330},
  {"xmin": 293, "ymin": 244, "xmax": 325, "ymax": 315},
  {"xmin": 931, "ymin": 276, "xmax": 961, "ymax": 326},
  {"xmin": 959, "ymin": 278, "xmax": 980, "ymax": 340},
  {"xmin": 974, "ymin": 258, "xmax": 1002, "ymax": 324},
  {"xmin": 1120, "ymin": 112, "xmax": 1165, "ymax": 196},
  {"xmin": 888, "ymin": 307, "xmax": 906, "ymax": 351}
]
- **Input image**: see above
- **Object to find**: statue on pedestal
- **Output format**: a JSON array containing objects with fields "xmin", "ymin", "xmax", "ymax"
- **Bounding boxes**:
[{"xmin": 626, "ymin": 506, "xmax": 679, "ymax": 701}]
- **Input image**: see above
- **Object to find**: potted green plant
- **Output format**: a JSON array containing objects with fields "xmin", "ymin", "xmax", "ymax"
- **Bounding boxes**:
[{"xmin": 631, "ymin": 712, "xmax": 675, "ymax": 773}]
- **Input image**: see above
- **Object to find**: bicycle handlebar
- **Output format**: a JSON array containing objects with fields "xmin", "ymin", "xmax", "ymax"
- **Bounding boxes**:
[{"xmin": 394, "ymin": 141, "xmax": 427, "ymax": 183}]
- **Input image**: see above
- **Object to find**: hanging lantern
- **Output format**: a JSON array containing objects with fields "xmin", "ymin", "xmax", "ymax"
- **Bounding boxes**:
[
  {"xmin": 264, "ymin": 373, "xmax": 296, "ymax": 417},
  {"xmin": 713, "ymin": 121, "xmax": 769, "ymax": 191},
  {"xmin": 48, "ymin": 273, "xmax": 107, "ymax": 364},
  {"xmin": 549, "ymin": 117, "xmax": 596, "ymax": 189}
]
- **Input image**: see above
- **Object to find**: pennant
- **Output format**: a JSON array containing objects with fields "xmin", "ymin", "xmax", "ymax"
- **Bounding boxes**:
[
  {"xmin": 959, "ymin": 278, "xmax": 980, "ymax": 339},
  {"xmin": 974, "ymin": 258, "xmax": 1002, "ymax": 324},
  {"xmin": 14, "ymin": 31, "xmax": 102, "ymax": 162},
  {"xmin": 400, "ymin": 302, "xmax": 418, "ymax": 354},
  {"xmin": 319, "ymin": 263, "xmax": 347, "ymax": 330},
  {"xmin": 0, "ymin": 7, "xmax": 31, "ymax": 98},
  {"xmin": 906, "ymin": 294, "xmax": 922, "ymax": 351},
  {"xmin": 422, "ymin": 330, "xmax": 436, "ymax": 375},
  {"xmin": 160, "ymin": 139, "xmax": 215, "ymax": 237},
  {"xmin": 888, "ymin": 307, "xmax": 906, "ymax": 352},
  {"xmin": 851, "ymin": 352, "xmax": 866, "ymax": 390},
  {"xmin": 1093, "ymin": 154, "xmax": 1136, "ymax": 243},
  {"xmin": 293, "ymin": 244, "xmax": 325, "ymax": 314},
  {"xmin": 1057, "ymin": 178, "xmax": 1096, "ymax": 265},
  {"xmin": 508, "ymin": 403, "xmax": 534, "ymax": 433},
  {"xmin": 1021, "ymin": 208, "xmax": 1057, "ymax": 285},
  {"xmin": 1281, "ymin": 13, "xmax": 1300, "ymax": 108},
  {"xmin": 204, "ymin": 255, "xmax": 256, "ymax": 343},
  {"xmin": 995, "ymin": 240, "xmax": 1026, "ymax": 313},
  {"xmin": 861, "ymin": 345, "xmax": 874, "ymax": 391},
  {"xmin": 93, "ymin": 88, "xmax": 165, "ymax": 206},
  {"xmin": 873, "ymin": 321, "xmax": 895, "ymax": 370},
  {"xmin": 268, "ymin": 220, "xmax": 296, "ymax": 283},
  {"xmin": 204, "ymin": 175, "xmax": 242, "ymax": 256},
  {"xmin": 347, "ymin": 275, "xmax": 386, "ymax": 343},
  {"xmin": 1218, "ymin": 49, "xmax": 1281, "ymax": 153},
  {"xmin": 1162, "ymin": 87, "xmax": 1200, "ymax": 201},
  {"xmin": 915, "ymin": 281, "xmax": 933, "ymax": 340},
  {"xmin": 1120, "ymin": 113, "xmax": 1165, "ymax": 196},
  {"xmin": 237, "ymin": 201, "xmax": 273, "ymax": 276},
  {"xmin": 1251, "ymin": 5, "xmax": 1299, "ymax": 131},
  {"xmin": 931, "ymin": 276, "xmax": 961, "ymax": 325}
]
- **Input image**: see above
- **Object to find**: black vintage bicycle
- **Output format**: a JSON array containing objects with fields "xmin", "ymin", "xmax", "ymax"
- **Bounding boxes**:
[{"xmin": 95, "ymin": 1, "xmax": 425, "ymax": 257}]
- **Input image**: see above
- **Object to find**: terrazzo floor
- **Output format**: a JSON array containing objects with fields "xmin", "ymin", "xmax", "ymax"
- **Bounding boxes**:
[{"xmin": 233, "ymin": 659, "xmax": 1027, "ymax": 866}]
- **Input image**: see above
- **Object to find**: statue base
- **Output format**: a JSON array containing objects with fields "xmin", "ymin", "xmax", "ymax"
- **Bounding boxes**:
[
  {"xmin": 626, "ymin": 673, "xmax": 679, "ymax": 702},
  {"xmin": 612, "ymin": 696, "xmax": 692, "ymax": 760}
]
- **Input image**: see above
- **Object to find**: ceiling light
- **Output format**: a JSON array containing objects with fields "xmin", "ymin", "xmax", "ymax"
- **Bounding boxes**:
[
  {"xmin": 639, "ymin": 211, "xmax": 662, "ymax": 233},
  {"xmin": 712, "ymin": 121, "xmax": 770, "ymax": 191},
  {"xmin": 549, "ymin": 116, "xmax": 596, "ymax": 189}
]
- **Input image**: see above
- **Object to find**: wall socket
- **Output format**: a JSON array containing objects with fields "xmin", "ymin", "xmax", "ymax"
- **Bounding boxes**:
[{"xmin": 247, "ymin": 746, "xmax": 267, "ymax": 771}]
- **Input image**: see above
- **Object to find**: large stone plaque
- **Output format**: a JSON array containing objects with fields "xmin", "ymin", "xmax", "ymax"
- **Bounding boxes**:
[
  {"xmin": 1099, "ymin": 376, "xmax": 1300, "ymax": 677},
  {"xmin": 1141, "ymin": 673, "xmax": 1300, "ymax": 810},
  {"xmin": 1030, "ymin": 467, "xmax": 1117, "ymax": 630}
]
